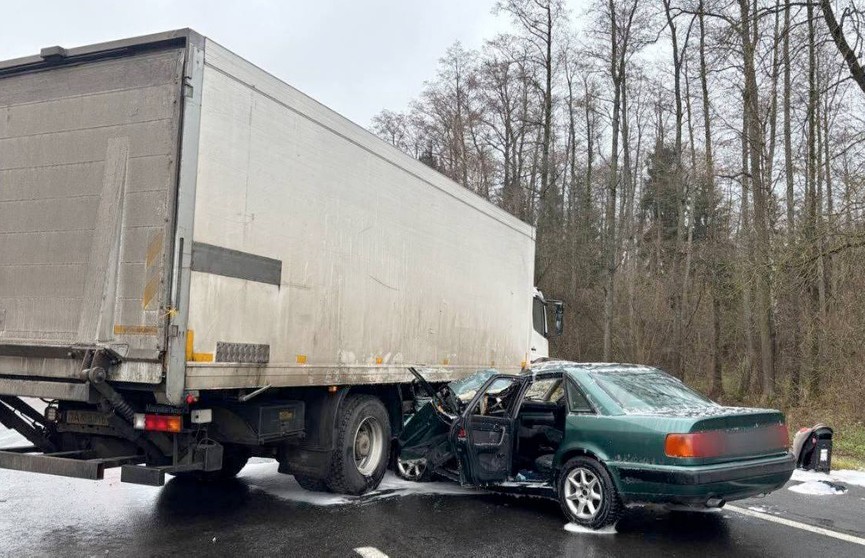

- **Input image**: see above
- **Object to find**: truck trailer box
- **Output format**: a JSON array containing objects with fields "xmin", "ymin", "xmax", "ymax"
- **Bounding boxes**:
[{"xmin": 0, "ymin": 29, "xmax": 542, "ymax": 407}]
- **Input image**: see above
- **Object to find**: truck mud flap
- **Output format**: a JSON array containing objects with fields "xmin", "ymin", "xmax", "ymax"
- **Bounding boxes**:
[{"xmin": 0, "ymin": 447, "xmax": 141, "ymax": 480}]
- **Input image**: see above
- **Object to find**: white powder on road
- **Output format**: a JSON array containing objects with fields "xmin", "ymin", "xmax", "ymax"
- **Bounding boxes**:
[
  {"xmin": 790, "ymin": 468, "xmax": 865, "ymax": 488},
  {"xmin": 239, "ymin": 462, "xmax": 479, "ymax": 506},
  {"xmin": 564, "ymin": 522, "xmax": 616, "ymax": 534},
  {"xmin": 788, "ymin": 480, "xmax": 847, "ymax": 495}
]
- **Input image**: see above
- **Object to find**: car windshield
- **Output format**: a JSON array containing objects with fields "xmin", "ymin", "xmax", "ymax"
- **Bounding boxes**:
[
  {"xmin": 447, "ymin": 369, "xmax": 498, "ymax": 402},
  {"xmin": 591, "ymin": 368, "xmax": 715, "ymax": 413}
]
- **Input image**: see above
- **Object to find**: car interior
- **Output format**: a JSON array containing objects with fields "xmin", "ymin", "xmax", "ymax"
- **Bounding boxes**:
[
  {"xmin": 513, "ymin": 377, "xmax": 568, "ymax": 481},
  {"xmin": 466, "ymin": 374, "xmax": 580, "ymax": 484}
]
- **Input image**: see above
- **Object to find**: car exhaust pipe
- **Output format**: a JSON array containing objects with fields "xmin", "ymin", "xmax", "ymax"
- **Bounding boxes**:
[{"xmin": 706, "ymin": 498, "xmax": 725, "ymax": 508}]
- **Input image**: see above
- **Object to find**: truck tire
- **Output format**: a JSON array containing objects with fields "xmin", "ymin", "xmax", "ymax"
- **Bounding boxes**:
[
  {"xmin": 295, "ymin": 475, "xmax": 330, "ymax": 492},
  {"xmin": 326, "ymin": 395, "xmax": 391, "ymax": 495},
  {"xmin": 173, "ymin": 444, "xmax": 250, "ymax": 482}
]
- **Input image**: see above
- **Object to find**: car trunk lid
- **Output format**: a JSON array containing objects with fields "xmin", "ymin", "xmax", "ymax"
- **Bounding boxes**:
[{"xmin": 661, "ymin": 407, "xmax": 789, "ymax": 463}]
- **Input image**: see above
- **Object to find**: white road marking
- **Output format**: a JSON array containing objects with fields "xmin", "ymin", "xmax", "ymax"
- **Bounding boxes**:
[
  {"xmin": 354, "ymin": 547, "xmax": 390, "ymax": 558},
  {"xmin": 727, "ymin": 505, "xmax": 865, "ymax": 547}
]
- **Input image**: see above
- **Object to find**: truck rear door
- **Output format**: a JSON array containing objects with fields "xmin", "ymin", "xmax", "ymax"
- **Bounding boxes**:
[{"xmin": 0, "ymin": 44, "xmax": 186, "ymax": 385}]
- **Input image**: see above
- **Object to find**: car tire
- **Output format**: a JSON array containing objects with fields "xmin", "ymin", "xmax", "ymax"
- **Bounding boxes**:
[
  {"xmin": 173, "ymin": 444, "xmax": 250, "ymax": 482},
  {"xmin": 395, "ymin": 455, "xmax": 431, "ymax": 482},
  {"xmin": 325, "ymin": 395, "xmax": 391, "ymax": 495},
  {"xmin": 557, "ymin": 456, "xmax": 622, "ymax": 529},
  {"xmin": 295, "ymin": 474, "xmax": 330, "ymax": 492}
]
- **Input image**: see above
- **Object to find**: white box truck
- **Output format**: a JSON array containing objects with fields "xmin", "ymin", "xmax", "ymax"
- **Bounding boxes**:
[{"xmin": 0, "ymin": 29, "xmax": 563, "ymax": 493}]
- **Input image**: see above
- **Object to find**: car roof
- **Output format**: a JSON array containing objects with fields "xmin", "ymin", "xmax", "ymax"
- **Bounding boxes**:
[{"xmin": 528, "ymin": 361, "xmax": 661, "ymax": 374}]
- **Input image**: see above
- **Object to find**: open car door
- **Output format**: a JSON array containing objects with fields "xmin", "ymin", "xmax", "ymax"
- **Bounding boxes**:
[{"xmin": 450, "ymin": 375, "xmax": 523, "ymax": 485}]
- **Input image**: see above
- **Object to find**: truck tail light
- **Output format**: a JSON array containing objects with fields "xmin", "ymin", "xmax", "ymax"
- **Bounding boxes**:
[{"xmin": 133, "ymin": 413, "xmax": 182, "ymax": 433}]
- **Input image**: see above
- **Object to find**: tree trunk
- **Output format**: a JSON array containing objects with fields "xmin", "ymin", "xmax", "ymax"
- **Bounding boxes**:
[
  {"xmin": 739, "ymin": 0, "xmax": 775, "ymax": 400},
  {"xmin": 604, "ymin": 0, "xmax": 622, "ymax": 361},
  {"xmin": 820, "ymin": 0, "xmax": 865, "ymax": 95},
  {"xmin": 783, "ymin": 0, "xmax": 800, "ymax": 401}
]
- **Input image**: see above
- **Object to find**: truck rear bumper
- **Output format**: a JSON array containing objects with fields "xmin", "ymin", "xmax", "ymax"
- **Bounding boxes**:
[{"xmin": 0, "ymin": 446, "xmax": 141, "ymax": 480}]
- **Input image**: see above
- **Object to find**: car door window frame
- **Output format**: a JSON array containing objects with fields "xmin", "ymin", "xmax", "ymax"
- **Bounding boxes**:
[{"xmin": 565, "ymin": 377, "xmax": 596, "ymax": 415}]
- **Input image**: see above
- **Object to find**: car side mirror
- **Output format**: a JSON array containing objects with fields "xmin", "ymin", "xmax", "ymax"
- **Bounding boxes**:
[{"xmin": 551, "ymin": 301, "xmax": 564, "ymax": 337}]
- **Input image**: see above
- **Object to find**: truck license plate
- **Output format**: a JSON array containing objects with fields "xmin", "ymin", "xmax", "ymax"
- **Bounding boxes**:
[{"xmin": 65, "ymin": 410, "xmax": 110, "ymax": 427}]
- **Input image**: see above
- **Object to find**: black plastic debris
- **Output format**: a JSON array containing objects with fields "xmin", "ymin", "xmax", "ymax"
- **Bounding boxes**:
[{"xmin": 792, "ymin": 424, "xmax": 833, "ymax": 473}]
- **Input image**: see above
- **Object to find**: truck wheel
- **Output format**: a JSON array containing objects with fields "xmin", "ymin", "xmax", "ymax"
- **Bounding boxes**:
[
  {"xmin": 326, "ymin": 395, "xmax": 391, "ymax": 495},
  {"xmin": 295, "ymin": 474, "xmax": 330, "ymax": 492},
  {"xmin": 557, "ymin": 456, "xmax": 621, "ymax": 529}
]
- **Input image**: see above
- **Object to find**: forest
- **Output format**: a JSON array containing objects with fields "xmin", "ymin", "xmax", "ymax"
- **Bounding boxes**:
[{"xmin": 370, "ymin": 0, "xmax": 865, "ymax": 459}]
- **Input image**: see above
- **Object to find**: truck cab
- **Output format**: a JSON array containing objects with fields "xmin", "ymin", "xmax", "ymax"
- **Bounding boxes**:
[{"xmin": 530, "ymin": 289, "xmax": 564, "ymax": 362}]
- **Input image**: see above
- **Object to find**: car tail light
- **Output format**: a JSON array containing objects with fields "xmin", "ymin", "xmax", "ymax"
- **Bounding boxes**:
[
  {"xmin": 133, "ymin": 413, "xmax": 182, "ymax": 433},
  {"xmin": 665, "ymin": 423, "xmax": 790, "ymax": 458},
  {"xmin": 772, "ymin": 423, "xmax": 790, "ymax": 449},
  {"xmin": 665, "ymin": 432, "xmax": 719, "ymax": 458}
]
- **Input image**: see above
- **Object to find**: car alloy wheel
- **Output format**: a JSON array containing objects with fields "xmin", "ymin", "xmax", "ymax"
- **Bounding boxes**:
[
  {"xmin": 396, "ymin": 457, "xmax": 427, "ymax": 481},
  {"xmin": 564, "ymin": 467, "xmax": 603, "ymax": 520}
]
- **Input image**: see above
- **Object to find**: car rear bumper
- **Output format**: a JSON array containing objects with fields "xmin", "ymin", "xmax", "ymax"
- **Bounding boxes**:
[{"xmin": 610, "ymin": 453, "xmax": 795, "ymax": 505}]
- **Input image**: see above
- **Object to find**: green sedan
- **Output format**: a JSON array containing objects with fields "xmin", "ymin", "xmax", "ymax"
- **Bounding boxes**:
[{"xmin": 398, "ymin": 362, "xmax": 795, "ymax": 529}]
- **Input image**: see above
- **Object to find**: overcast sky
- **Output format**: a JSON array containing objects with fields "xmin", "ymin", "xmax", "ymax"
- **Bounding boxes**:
[{"xmin": 0, "ymin": 0, "xmax": 596, "ymax": 126}]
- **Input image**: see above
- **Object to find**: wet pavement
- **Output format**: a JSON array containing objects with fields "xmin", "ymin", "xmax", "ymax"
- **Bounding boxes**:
[{"xmin": 1, "ymin": 458, "xmax": 864, "ymax": 557}]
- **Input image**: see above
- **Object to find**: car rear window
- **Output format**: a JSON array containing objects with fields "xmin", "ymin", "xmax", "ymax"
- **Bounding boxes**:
[{"xmin": 591, "ymin": 369, "xmax": 714, "ymax": 413}]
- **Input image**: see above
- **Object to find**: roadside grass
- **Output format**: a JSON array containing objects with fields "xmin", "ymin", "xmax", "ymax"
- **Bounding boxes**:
[{"xmin": 831, "ymin": 424, "xmax": 865, "ymax": 470}]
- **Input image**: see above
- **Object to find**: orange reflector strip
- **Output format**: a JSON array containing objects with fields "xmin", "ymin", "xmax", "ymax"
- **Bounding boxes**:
[
  {"xmin": 186, "ymin": 330, "xmax": 194, "ymax": 361},
  {"xmin": 113, "ymin": 324, "xmax": 159, "ymax": 336},
  {"xmin": 375, "ymin": 356, "xmax": 383, "ymax": 365},
  {"xmin": 296, "ymin": 354, "xmax": 307, "ymax": 364}
]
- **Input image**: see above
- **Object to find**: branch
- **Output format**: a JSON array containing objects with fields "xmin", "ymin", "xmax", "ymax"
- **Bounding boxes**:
[{"xmin": 820, "ymin": 0, "xmax": 865, "ymax": 95}]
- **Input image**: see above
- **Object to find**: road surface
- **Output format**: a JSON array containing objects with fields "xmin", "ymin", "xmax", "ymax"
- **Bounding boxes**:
[{"xmin": 0, "ymin": 457, "xmax": 863, "ymax": 557}]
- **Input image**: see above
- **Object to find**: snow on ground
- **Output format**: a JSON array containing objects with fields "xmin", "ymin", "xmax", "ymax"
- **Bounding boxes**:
[
  {"xmin": 0, "ymin": 398, "xmax": 44, "ymax": 448},
  {"xmin": 238, "ymin": 461, "xmax": 480, "ymax": 506},
  {"xmin": 0, "ymin": 428, "xmax": 26, "ymax": 448},
  {"xmin": 564, "ymin": 522, "xmax": 616, "ymax": 535},
  {"xmin": 788, "ymin": 480, "xmax": 847, "ymax": 495},
  {"xmin": 790, "ymin": 468, "xmax": 865, "ymax": 488}
]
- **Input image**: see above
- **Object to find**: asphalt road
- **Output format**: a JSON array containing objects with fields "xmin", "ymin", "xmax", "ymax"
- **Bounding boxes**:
[{"xmin": 1, "ymin": 458, "xmax": 864, "ymax": 558}]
